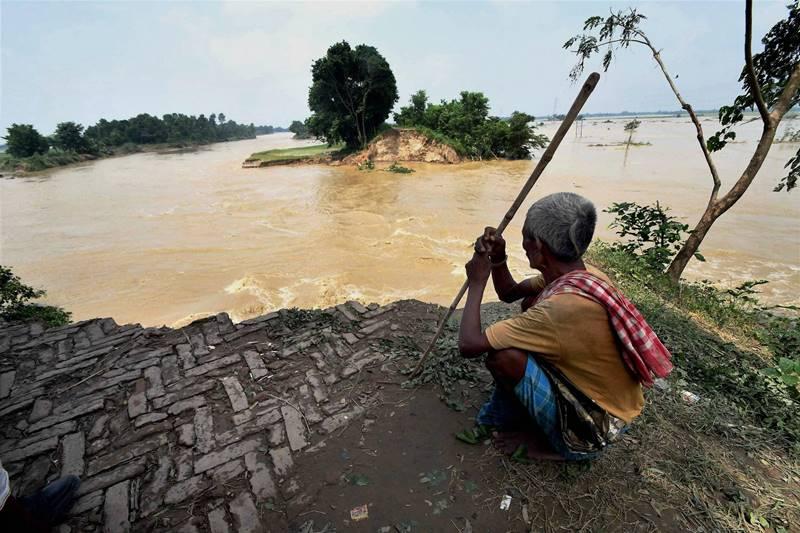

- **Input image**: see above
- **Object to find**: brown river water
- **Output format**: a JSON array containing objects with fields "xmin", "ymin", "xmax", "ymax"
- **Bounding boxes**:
[{"xmin": 1, "ymin": 118, "xmax": 798, "ymax": 327}]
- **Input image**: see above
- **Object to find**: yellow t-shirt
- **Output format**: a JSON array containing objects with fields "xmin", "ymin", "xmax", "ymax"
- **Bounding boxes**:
[{"xmin": 485, "ymin": 266, "xmax": 644, "ymax": 422}]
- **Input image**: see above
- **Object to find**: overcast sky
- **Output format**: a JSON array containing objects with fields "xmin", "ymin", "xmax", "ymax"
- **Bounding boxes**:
[{"xmin": 0, "ymin": 1, "xmax": 791, "ymax": 134}]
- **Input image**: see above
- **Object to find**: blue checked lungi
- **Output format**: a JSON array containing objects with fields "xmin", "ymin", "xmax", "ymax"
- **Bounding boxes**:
[{"xmin": 476, "ymin": 355, "xmax": 598, "ymax": 461}]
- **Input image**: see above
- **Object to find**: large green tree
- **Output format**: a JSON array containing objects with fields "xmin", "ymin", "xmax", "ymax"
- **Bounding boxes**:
[
  {"xmin": 307, "ymin": 41, "xmax": 398, "ymax": 149},
  {"xmin": 53, "ymin": 121, "xmax": 92, "ymax": 153},
  {"xmin": 564, "ymin": 0, "xmax": 800, "ymax": 283},
  {"xmin": 3, "ymin": 124, "xmax": 49, "ymax": 157}
]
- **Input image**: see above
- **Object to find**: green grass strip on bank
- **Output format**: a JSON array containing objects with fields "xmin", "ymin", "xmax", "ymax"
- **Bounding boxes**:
[
  {"xmin": 247, "ymin": 143, "xmax": 344, "ymax": 164},
  {"xmin": 586, "ymin": 243, "xmax": 799, "ymax": 449}
]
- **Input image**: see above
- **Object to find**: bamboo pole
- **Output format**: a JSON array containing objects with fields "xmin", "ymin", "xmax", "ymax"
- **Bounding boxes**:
[{"xmin": 411, "ymin": 72, "xmax": 601, "ymax": 376}]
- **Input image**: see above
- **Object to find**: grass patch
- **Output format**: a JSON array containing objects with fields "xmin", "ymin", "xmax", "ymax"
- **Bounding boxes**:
[
  {"xmin": 1, "ymin": 265, "xmax": 71, "ymax": 327},
  {"xmin": 247, "ymin": 144, "xmax": 344, "ymax": 164},
  {"xmin": 0, "ymin": 150, "xmax": 90, "ymax": 173},
  {"xmin": 385, "ymin": 162, "xmax": 415, "ymax": 173},
  {"xmin": 585, "ymin": 243, "xmax": 799, "ymax": 446},
  {"xmin": 4, "ymin": 304, "xmax": 71, "ymax": 327}
]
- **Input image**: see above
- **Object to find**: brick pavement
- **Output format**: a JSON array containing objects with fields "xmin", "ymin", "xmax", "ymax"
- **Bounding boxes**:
[{"xmin": 0, "ymin": 300, "xmax": 429, "ymax": 531}]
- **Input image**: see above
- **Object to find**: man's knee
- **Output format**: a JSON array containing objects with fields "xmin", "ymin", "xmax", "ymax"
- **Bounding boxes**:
[{"xmin": 485, "ymin": 348, "xmax": 528, "ymax": 383}]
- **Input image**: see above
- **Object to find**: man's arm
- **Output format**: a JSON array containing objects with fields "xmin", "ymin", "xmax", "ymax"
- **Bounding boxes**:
[
  {"xmin": 491, "ymin": 263, "xmax": 537, "ymax": 303},
  {"xmin": 458, "ymin": 253, "xmax": 494, "ymax": 358},
  {"xmin": 475, "ymin": 227, "xmax": 539, "ymax": 304}
]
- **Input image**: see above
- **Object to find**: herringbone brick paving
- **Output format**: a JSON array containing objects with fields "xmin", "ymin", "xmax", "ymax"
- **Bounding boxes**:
[{"xmin": 0, "ymin": 300, "xmax": 432, "ymax": 532}]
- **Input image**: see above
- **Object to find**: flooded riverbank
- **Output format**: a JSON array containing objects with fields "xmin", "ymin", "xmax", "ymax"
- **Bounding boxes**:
[{"xmin": 1, "ymin": 118, "xmax": 797, "ymax": 327}]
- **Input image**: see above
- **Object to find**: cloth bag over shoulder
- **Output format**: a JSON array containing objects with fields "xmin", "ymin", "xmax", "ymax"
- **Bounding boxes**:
[{"xmin": 538, "ymin": 362, "xmax": 627, "ymax": 455}]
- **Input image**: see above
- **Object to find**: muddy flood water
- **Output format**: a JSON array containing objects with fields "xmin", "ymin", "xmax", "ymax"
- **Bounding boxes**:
[{"xmin": 1, "ymin": 117, "xmax": 798, "ymax": 327}]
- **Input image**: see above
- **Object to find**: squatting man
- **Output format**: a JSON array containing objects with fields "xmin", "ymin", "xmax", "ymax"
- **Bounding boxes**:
[{"xmin": 455, "ymin": 192, "xmax": 672, "ymax": 461}]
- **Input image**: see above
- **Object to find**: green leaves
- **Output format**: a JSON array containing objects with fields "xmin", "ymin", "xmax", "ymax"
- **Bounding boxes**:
[
  {"xmin": 563, "ymin": 9, "xmax": 647, "ymax": 80},
  {"xmin": 385, "ymin": 162, "xmax": 414, "ymax": 174},
  {"xmin": 709, "ymin": 4, "xmax": 799, "ymax": 189},
  {"xmin": 605, "ymin": 201, "xmax": 694, "ymax": 271},
  {"xmin": 392, "ymin": 91, "xmax": 547, "ymax": 160},
  {"xmin": 0, "ymin": 265, "xmax": 71, "ymax": 327},
  {"xmin": 707, "ymin": 130, "xmax": 737, "ymax": 153},
  {"xmin": 3, "ymin": 124, "xmax": 50, "ymax": 158},
  {"xmin": 774, "ymin": 149, "xmax": 799, "ymax": 192},
  {"xmin": 623, "ymin": 119, "xmax": 641, "ymax": 131},
  {"xmin": 763, "ymin": 359, "xmax": 800, "ymax": 389},
  {"xmin": 344, "ymin": 473, "xmax": 370, "ymax": 486},
  {"xmin": 53, "ymin": 122, "xmax": 93, "ymax": 154},
  {"xmin": 307, "ymin": 41, "xmax": 398, "ymax": 149}
]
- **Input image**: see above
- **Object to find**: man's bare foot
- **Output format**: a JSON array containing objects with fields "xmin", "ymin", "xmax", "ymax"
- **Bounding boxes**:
[{"xmin": 493, "ymin": 430, "xmax": 566, "ymax": 462}]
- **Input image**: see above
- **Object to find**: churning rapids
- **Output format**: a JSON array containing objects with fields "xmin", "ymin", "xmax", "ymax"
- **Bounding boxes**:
[{"xmin": 1, "ymin": 118, "xmax": 798, "ymax": 327}]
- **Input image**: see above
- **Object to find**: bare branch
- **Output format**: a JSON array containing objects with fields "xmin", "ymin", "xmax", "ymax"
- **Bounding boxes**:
[
  {"xmin": 640, "ymin": 36, "xmax": 722, "ymax": 203},
  {"xmin": 745, "ymin": 0, "xmax": 770, "ymax": 124},
  {"xmin": 594, "ymin": 38, "xmax": 650, "ymax": 47}
]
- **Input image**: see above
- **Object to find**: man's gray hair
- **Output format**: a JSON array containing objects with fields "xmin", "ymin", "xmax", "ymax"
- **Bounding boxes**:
[{"xmin": 522, "ymin": 192, "xmax": 597, "ymax": 262}]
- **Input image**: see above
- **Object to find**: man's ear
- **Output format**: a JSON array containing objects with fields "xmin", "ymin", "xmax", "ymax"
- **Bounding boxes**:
[{"xmin": 534, "ymin": 238, "xmax": 550, "ymax": 260}]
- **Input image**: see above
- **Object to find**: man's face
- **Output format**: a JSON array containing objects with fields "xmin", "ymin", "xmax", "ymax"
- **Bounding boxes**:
[{"xmin": 522, "ymin": 235, "xmax": 540, "ymax": 269}]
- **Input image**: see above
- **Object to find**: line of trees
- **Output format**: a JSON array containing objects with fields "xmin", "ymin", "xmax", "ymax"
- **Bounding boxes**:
[
  {"xmin": 3, "ymin": 112, "xmax": 258, "ymax": 159},
  {"xmin": 394, "ymin": 90, "xmax": 549, "ymax": 159},
  {"xmin": 85, "ymin": 113, "xmax": 256, "ymax": 148},
  {"xmin": 255, "ymin": 125, "xmax": 289, "ymax": 135}
]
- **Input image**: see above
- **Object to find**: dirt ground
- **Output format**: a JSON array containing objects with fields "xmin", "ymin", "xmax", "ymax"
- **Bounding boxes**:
[{"xmin": 279, "ymin": 301, "xmax": 799, "ymax": 533}]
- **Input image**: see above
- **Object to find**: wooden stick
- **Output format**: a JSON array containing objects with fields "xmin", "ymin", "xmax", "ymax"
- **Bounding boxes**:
[{"xmin": 411, "ymin": 72, "xmax": 601, "ymax": 376}]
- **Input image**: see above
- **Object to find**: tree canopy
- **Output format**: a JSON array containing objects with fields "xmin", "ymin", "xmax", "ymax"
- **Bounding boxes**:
[
  {"xmin": 3, "ymin": 124, "xmax": 49, "ymax": 157},
  {"xmin": 709, "ymin": 2, "xmax": 799, "ymax": 192},
  {"xmin": 307, "ymin": 41, "xmax": 398, "ymax": 149},
  {"xmin": 53, "ymin": 122, "xmax": 93, "ymax": 153},
  {"xmin": 394, "ymin": 90, "xmax": 548, "ymax": 159},
  {"xmin": 288, "ymin": 120, "xmax": 311, "ymax": 139}
]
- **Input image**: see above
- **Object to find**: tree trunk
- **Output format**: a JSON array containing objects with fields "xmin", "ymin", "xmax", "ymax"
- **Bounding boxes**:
[
  {"xmin": 665, "ymin": 204, "xmax": 718, "ymax": 283},
  {"xmin": 666, "ymin": 121, "xmax": 778, "ymax": 283}
]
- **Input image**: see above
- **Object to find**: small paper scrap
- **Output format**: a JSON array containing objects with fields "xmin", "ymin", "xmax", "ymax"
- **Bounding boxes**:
[
  {"xmin": 680, "ymin": 390, "xmax": 700, "ymax": 404},
  {"xmin": 500, "ymin": 494, "xmax": 512, "ymax": 511},
  {"xmin": 350, "ymin": 504, "xmax": 369, "ymax": 521}
]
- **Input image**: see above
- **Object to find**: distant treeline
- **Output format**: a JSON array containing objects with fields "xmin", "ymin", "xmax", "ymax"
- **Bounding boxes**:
[
  {"xmin": 85, "ymin": 112, "xmax": 255, "ymax": 147},
  {"xmin": 1, "ymin": 112, "xmax": 266, "ymax": 172},
  {"xmin": 255, "ymin": 125, "xmax": 289, "ymax": 135},
  {"xmin": 548, "ymin": 109, "xmax": 723, "ymax": 120}
]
